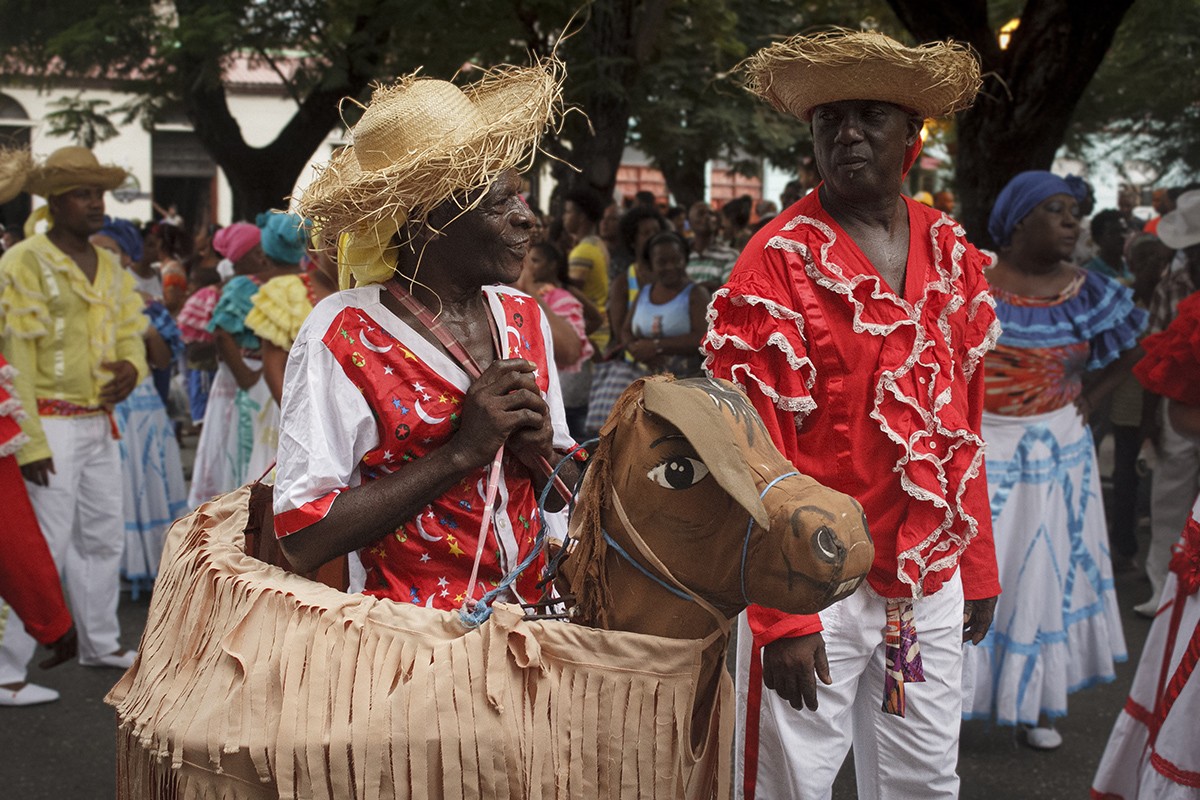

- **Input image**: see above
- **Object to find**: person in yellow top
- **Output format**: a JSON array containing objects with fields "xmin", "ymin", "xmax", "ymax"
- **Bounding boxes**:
[
  {"xmin": 0, "ymin": 146, "xmax": 148, "ymax": 695},
  {"xmin": 561, "ymin": 188, "xmax": 610, "ymax": 350}
]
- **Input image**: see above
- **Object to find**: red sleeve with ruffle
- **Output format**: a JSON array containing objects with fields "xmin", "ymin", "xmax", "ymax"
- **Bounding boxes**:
[
  {"xmin": 704, "ymin": 251, "xmax": 825, "ymax": 645},
  {"xmin": 1135, "ymin": 291, "xmax": 1200, "ymax": 406},
  {"xmin": 954, "ymin": 244, "xmax": 1002, "ymax": 601}
]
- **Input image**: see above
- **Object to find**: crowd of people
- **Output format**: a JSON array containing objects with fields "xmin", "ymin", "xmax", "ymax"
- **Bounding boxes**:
[{"xmin": 0, "ymin": 27, "xmax": 1198, "ymax": 800}]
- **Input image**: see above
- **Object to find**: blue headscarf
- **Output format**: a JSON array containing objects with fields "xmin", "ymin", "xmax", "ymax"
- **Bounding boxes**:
[
  {"xmin": 987, "ymin": 171, "xmax": 1090, "ymax": 248},
  {"xmin": 256, "ymin": 211, "xmax": 309, "ymax": 265},
  {"xmin": 98, "ymin": 216, "xmax": 144, "ymax": 263}
]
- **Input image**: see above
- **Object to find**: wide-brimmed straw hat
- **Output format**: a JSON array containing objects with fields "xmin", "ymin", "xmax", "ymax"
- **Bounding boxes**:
[
  {"xmin": 0, "ymin": 147, "xmax": 32, "ymax": 205},
  {"xmin": 24, "ymin": 146, "xmax": 128, "ymax": 198},
  {"xmin": 740, "ymin": 29, "xmax": 981, "ymax": 121},
  {"xmin": 1158, "ymin": 190, "xmax": 1200, "ymax": 250},
  {"xmin": 299, "ymin": 57, "xmax": 565, "ymax": 286}
]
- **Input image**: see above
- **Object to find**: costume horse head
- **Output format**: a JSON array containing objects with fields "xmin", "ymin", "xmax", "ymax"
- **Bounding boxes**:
[
  {"xmin": 559, "ymin": 375, "xmax": 873, "ymax": 744},
  {"xmin": 107, "ymin": 375, "xmax": 873, "ymax": 799}
]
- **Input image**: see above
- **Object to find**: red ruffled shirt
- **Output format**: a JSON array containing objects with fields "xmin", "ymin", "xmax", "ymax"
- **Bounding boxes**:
[{"xmin": 704, "ymin": 192, "xmax": 1002, "ymax": 646}]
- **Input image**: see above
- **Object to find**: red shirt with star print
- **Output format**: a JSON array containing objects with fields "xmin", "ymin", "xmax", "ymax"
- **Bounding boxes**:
[{"xmin": 273, "ymin": 285, "xmax": 573, "ymax": 609}]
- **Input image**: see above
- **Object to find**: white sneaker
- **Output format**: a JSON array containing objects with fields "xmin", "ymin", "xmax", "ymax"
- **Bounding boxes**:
[
  {"xmin": 1023, "ymin": 726, "xmax": 1063, "ymax": 750},
  {"xmin": 0, "ymin": 683, "xmax": 60, "ymax": 707},
  {"xmin": 1134, "ymin": 598, "xmax": 1160, "ymax": 619},
  {"xmin": 80, "ymin": 649, "xmax": 136, "ymax": 669}
]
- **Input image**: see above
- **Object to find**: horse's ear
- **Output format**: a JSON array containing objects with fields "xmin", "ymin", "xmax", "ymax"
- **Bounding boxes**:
[{"xmin": 642, "ymin": 379, "xmax": 771, "ymax": 530}]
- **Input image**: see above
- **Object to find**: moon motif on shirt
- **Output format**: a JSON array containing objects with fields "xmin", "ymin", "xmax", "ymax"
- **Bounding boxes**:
[
  {"xmin": 414, "ymin": 399, "xmax": 446, "ymax": 425},
  {"xmin": 505, "ymin": 325, "xmax": 523, "ymax": 357},
  {"xmin": 415, "ymin": 512, "xmax": 442, "ymax": 542},
  {"xmin": 359, "ymin": 328, "xmax": 393, "ymax": 354}
]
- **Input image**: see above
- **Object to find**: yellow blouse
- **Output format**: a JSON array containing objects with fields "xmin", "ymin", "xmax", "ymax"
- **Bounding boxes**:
[
  {"xmin": 0, "ymin": 235, "xmax": 149, "ymax": 464},
  {"xmin": 244, "ymin": 272, "xmax": 315, "ymax": 352}
]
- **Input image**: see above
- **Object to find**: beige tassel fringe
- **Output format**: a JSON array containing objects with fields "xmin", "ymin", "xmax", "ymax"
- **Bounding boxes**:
[{"xmin": 107, "ymin": 486, "xmax": 731, "ymax": 799}]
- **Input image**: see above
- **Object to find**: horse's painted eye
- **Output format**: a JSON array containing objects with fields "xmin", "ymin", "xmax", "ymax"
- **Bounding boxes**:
[{"xmin": 647, "ymin": 457, "xmax": 710, "ymax": 489}]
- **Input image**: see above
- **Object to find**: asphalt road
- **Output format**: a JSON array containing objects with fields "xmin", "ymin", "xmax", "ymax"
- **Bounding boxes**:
[{"xmin": 0, "ymin": 438, "xmax": 1160, "ymax": 799}]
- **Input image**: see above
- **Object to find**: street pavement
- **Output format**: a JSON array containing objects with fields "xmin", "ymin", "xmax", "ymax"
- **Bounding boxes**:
[{"xmin": 0, "ymin": 435, "xmax": 1161, "ymax": 798}]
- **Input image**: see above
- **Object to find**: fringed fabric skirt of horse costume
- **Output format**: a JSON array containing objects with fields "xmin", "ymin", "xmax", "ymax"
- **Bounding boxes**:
[
  {"xmin": 962, "ymin": 405, "xmax": 1127, "ymax": 726},
  {"xmin": 107, "ymin": 486, "xmax": 731, "ymax": 800},
  {"xmin": 1092, "ymin": 499, "xmax": 1200, "ymax": 799},
  {"xmin": 115, "ymin": 378, "xmax": 189, "ymax": 596}
]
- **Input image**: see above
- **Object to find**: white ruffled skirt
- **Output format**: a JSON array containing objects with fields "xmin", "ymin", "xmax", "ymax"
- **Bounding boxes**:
[{"xmin": 962, "ymin": 404, "xmax": 1127, "ymax": 725}]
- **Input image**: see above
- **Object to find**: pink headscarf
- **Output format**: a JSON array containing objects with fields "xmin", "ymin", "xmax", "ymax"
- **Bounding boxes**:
[{"xmin": 212, "ymin": 222, "xmax": 261, "ymax": 264}]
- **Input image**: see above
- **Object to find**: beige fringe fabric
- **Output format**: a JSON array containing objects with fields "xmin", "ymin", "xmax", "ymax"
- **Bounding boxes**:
[{"xmin": 107, "ymin": 486, "xmax": 731, "ymax": 799}]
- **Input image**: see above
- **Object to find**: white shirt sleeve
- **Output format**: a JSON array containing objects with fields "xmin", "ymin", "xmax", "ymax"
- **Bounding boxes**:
[{"xmin": 273, "ymin": 332, "xmax": 380, "ymax": 526}]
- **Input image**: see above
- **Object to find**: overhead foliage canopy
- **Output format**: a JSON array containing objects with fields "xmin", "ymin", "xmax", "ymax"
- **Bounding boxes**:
[{"xmin": 0, "ymin": 0, "xmax": 1191, "ymax": 228}]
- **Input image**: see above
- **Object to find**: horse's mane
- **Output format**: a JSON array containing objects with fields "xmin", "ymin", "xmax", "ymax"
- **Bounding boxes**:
[{"xmin": 565, "ymin": 376, "xmax": 661, "ymax": 629}]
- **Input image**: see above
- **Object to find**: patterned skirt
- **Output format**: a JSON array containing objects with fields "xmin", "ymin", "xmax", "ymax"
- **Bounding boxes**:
[
  {"xmin": 962, "ymin": 404, "xmax": 1127, "ymax": 725},
  {"xmin": 115, "ymin": 379, "xmax": 188, "ymax": 594}
]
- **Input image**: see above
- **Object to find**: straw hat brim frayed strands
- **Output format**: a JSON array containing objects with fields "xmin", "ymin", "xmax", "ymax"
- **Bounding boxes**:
[
  {"xmin": 298, "ymin": 57, "xmax": 568, "ymax": 288},
  {"xmin": 739, "ymin": 29, "xmax": 982, "ymax": 121},
  {"xmin": 0, "ymin": 147, "xmax": 33, "ymax": 205},
  {"xmin": 23, "ymin": 145, "xmax": 128, "ymax": 198}
]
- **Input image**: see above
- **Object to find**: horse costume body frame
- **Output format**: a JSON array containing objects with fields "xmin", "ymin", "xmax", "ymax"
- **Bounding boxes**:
[{"xmin": 108, "ymin": 377, "xmax": 873, "ymax": 799}]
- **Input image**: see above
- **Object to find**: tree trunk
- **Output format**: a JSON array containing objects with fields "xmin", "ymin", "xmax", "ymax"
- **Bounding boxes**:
[
  {"xmin": 658, "ymin": 158, "xmax": 706, "ymax": 211},
  {"xmin": 546, "ymin": 0, "xmax": 669, "ymax": 204},
  {"xmin": 888, "ymin": 0, "xmax": 1135, "ymax": 246},
  {"xmin": 173, "ymin": 5, "xmax": 387, "ymax": 220}
]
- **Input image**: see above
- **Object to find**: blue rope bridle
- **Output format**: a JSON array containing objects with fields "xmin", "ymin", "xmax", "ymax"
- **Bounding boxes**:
[
  {"xmin": 602, "ymin": 470, "xmax": 802, "ymax": 608},
  {"xmin": 457, "ymin": 440, "xmax": 594, "ymax": 628}
]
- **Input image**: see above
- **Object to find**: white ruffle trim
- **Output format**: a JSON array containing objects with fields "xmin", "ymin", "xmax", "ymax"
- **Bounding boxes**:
[
  {"xmin": 703, "ymin": 288, "xmax": 818, "ymax": 427},
  {"xmin": 0, "ymin": 430, "xmax": 28, "ymax": 458}
]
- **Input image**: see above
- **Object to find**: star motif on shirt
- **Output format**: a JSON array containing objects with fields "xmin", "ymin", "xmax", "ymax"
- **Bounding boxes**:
[
  {"xmin": 512, "ymin": 297, "xmax": 525, "ymax": 305},
  {"xmin": 448, "ymin": 396, "xmax": 460, "ymax": 406},
  {"xmin": 422, "ymin": 437, "xmax": 433, "ymax": 445},
  {"xmin": 446, "ymin": 536, "xmax": 465, "ymax": 557},
  {"xmin": 419, "ymin": 552, "xmax": 431, "ymax": 563},
  {"xmin": 453, "ymin": 592, "xmax": 465, "ymax": 604},
  {"xmin": 383, "ymin": 365, "xmax": 394, "ymax": 375},
  {"xmin": 392, "ymin": 398, "xmax": 402, "ymax": 409},
  {"xmin": 438, "ymin": 394, "xmax": 451, "ymax": 404},
  {"xmin": 400, "ymin": 347, "xmax": 417, "ymax": 361},
  {"xmin": 424, "ymin": 509, "xmax": 435, "ymax": 519},
  {"xmin": 339, "ymin": 328, "xmax": 356, "ymax": 344},
  {"xmin": 382, "ymin": 450, "xmax": 394, "ymax": 460},
  {"xmin": 440, "ymin": 589, "xmax": 449, "ymax": 598},
  {"xmin": 437, "ymin": 576, "xmax": 449, "ymax": 588}
]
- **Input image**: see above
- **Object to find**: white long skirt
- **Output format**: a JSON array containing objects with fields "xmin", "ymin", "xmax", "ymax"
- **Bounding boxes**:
[
  {"xmin": 187, "ymin": 359, "xmax": 271, "ymax": 507},
  {"xmin": 962, "ymin": 404, "xmax": 1127, "ymax": 725},
  {"xmin": 1092, "ymin": 499, "xmax": 1200, "ymax": 800}
]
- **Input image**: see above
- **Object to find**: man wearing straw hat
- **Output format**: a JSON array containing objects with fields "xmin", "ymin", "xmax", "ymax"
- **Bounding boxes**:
[
  {"xmin": 0, "ymin": 146, "xmax": 147, "ymax": 702},
  {"xmin": 704, "ymin": 31, "xmax": 1001, "ymax": 798},
  {"xmin": 275, "ymin": 59, "xmax": 579, "ymax": 612}
]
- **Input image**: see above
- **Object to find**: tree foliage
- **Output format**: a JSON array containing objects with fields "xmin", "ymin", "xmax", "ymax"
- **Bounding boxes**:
[{"xmin": 1, "ymin": 0, "xmax": 1186, "ymax": 232}]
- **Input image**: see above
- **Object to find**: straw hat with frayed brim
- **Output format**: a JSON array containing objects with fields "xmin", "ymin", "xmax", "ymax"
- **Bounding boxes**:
[
  {"xmin": 740, "ymin": 30, "xmax": 981, "ymax": 121},
  {"xmin": 298, "ymin": 58, "xmax": 566, "ymax": 285},
  {"xmin": 24, "ymin": 146, "xmax": 128, "ymax": 198},
  {"xmin": 0, "ymin": 147, "xmax": 33, "ymax": 205}
]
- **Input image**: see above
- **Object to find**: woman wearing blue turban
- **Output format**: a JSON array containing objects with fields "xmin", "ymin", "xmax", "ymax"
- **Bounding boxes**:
[{"xmin": 962, "ymin": 171, "xmax": 1147, "ymax": 750}]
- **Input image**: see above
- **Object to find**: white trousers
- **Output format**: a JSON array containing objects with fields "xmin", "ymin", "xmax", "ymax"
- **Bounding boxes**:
[
  {"xmin": 736, "ymin": 572, "xmax": 965, "ymax": 800},
  {"xmin": 1144, "ymin": 401, "xmax": 1200, "ymax": 603},
  {"xmin": 0, "ymin": 415, "xmax": 125, "ymax": 683}
]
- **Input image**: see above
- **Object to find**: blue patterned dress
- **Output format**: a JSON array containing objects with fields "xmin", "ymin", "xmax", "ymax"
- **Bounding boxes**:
[{"xmin": 962, "ymin": 268, "xmax": 1146, "ymax": 726}]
